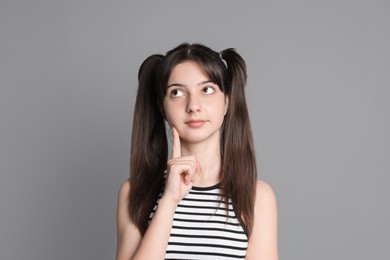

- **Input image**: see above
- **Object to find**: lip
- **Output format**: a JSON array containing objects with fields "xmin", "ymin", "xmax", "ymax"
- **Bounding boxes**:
[{"xmin": 185, "ymin": 120, "xmax": 206, "ymax": 128}]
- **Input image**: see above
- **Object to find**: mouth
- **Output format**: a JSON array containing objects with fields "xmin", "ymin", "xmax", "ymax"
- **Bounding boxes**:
[{"xmin": 185, "ymin": 120, "xmax": 206, "ymax": 128}]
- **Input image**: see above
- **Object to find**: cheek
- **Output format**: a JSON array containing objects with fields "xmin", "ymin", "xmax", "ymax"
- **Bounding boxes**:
[
  {"xmin": 162, "ymin": 103, "xmax": 177, "ymax": 125},
  {"xmin": 206, "ymin": 98, "xmax": 226, "ymax": 116}
]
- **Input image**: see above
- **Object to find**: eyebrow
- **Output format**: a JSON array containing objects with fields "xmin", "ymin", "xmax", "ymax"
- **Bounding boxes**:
[{"xmin": 167, "ymin": 80, "xmax": 214, "ymax": 89}]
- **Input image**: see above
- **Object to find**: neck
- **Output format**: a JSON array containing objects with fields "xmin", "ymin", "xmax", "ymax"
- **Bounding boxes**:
[{"xmin": 180, "ymin": 138, "xmax": 221, "ymax": 187}]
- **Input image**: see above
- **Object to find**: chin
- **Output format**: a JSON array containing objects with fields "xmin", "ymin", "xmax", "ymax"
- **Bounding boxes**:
[{"xmin": 179, "ymin": 129, "xmax": 220, "ymax": 145}]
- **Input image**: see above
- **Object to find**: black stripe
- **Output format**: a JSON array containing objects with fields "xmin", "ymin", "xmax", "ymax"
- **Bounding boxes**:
[
  {"xmin": 189, "ymin": 190, "xmax": 220, "ymax": 196},
  {"xmin": 175, "ymin": 211, "xmax": 236, "ymax": 218},
  {"xmin": 172, "ymin": 225, "xmax": 246, "ymax": 235},
  {"xmin": 165, "ymin": 259, "xmax": 198, "ymax": 260},
  {"xmin": 191, "ymin": 183, "xmax": 220, "ymax": 191},
  {"xmin": 168, "ymin": 241, "xmax": 247, "ymax": 251},
  {"xmin": 177, "ymin": 204, "xmax": 235, "ymax": 212},
  {"xmin": 173, "ymin": 217, "xmax": 241, "ymax": 226},
  {"xmin": 182, "ymin": 197, "xmax": 230, "ymax": 204},
  {"xmin": 166, "ymin": 250, "xmax": 246, "ymax": 259},
  {"xmin": 153, "ymin": 208, "xmax": 236, "ymax": 217},
  {"xmin": 170, "ymin": 233, "xmax": 248, "ymax": 243}
]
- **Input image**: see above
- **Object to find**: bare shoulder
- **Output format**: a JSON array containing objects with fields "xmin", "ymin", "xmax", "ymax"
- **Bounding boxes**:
[
  {"xmin": 255, "ymin": 180, "xmax": 277, "ymax": 205},
  {"xmin": 118, "ymin": 178, "xmax": 131, "ymax": 199},
  {"xmin": 246, "ymin": 180, "xmax": 278, "ymax": 259},
  {"xmin": 117, "ymin": 178, "xmax": 131, "ymax": 228}
]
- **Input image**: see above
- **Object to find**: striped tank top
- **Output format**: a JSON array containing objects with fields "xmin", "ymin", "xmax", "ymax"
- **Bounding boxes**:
[{"xmin": 149, "ymin": 183, "xmax": 248, "ymax": 259}]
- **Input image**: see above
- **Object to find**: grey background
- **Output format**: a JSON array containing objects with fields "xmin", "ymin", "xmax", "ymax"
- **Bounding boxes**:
[{"xmin": 1, "ymin": 0, "xmax": 389, "ymax": 259}]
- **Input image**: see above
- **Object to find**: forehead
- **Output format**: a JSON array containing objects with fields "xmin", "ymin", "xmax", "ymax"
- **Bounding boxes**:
[{"xmin": 167, "ymin": 61, "xmax": 210, "ymax": 85}]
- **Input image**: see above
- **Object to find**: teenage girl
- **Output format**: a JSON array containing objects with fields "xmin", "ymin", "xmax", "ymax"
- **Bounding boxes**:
[{"xmin": 116, "ymin": 43, "xmax": 278, "ymax": 259}]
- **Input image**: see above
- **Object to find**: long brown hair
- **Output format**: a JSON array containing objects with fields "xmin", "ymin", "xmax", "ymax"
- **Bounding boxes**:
[{"xmin": 129, "ymin": 43, "xmax": 257, "ymax": 236}]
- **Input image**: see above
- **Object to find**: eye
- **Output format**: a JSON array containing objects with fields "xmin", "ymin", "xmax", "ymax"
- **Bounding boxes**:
[
  {"xmin": 170, "ymin": 89, "xmax": 185, "ymax": 97},
  {"xmin": 202, "ymin": 86, "xmax": 215, "ymax": 95}
]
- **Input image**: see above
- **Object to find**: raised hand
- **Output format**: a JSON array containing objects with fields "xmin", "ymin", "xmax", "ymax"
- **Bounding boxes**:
[{"xmin": 163, "ymin": 127, "xmax": 201, "ymax": 204}]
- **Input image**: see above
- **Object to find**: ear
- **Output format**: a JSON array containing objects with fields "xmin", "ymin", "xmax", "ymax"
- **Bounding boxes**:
[
  {"xmin": 224, "ymin": 96, "xmax": 229, "ymax": 116},
  {"xmin": 157, "ymin": 100, "xmax": 166, "ymax": 119}
]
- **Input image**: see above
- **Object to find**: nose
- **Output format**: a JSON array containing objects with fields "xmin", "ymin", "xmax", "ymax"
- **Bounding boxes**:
[{"xmin": 186, "ymin": 94, "xmax": 201, "ymax": 113}]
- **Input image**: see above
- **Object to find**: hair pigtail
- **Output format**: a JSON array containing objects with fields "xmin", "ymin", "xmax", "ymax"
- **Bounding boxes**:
[
  {"xmin": 129, "ymin": 54, "xmax": 167, "ymax": 235},
  {"xmin": 220, "ymin": 49, "xmax": 257, "ymax": 237}
]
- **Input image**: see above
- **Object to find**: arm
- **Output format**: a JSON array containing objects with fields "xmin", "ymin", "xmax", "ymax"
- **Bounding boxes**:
[
  {"xmin": 116, "ymin": 179, "xmax": 181, "ymax": 260},
  {"xmin": 116, "ymin": 179, "xmax": 141, "ymax": 260},
  {"xmin": 116, "ymin": 128, "xmax": 201, "ymax": 260},
  {"xmin": 245, "ymin": 180, "xmax": 278, "ymax": 260}
]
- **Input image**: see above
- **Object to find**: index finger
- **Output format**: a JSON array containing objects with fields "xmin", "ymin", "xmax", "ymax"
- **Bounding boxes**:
[{"xmin": 171, "ymin": 127, "xmax": 181, "ymax": 159}]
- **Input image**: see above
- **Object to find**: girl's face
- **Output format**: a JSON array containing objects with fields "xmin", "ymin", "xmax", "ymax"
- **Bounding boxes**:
[{"xmin": 163, "ymin": 61, "xmax": 228, "ymax": 145}]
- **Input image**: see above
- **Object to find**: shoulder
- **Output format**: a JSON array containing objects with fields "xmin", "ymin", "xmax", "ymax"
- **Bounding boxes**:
[
  {"xmin": 255, "ymin": 180, "xmax": 277, "ymax": 205},
  {"xmin": 246, "ymin": 180, "xmax": 278, "ymax": 259},
  {"xmin": 118, "ymin": 178, "xmax": 131, "ymax": 198},
  {"xmin": 117, "ymin": 178, "xmax": 132, "ymax": 231},
  {"xmin": 117, "ymin": 178, "xmax": 131, "ymax": 222},
  {"xmin": 254, "ymin": 180, "xmax": 277, "ymax": 220}
]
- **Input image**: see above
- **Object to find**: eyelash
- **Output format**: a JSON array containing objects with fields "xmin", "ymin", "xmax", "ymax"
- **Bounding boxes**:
[
  {"xmin": 169, "ymin": 86, "xmax": 216, "ymax": 97},
  {"xmin": 170, "ymin": 89, "xmax": 184, "ymax": 97},
  {"xmin": 202, "ymin": 86, "xmax": 215, "ymax": 94}
]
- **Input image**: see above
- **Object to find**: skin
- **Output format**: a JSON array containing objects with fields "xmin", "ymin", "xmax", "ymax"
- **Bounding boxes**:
[{"xmin": 116, "ymin": 61, "xmax": 278, "ymax": 259}]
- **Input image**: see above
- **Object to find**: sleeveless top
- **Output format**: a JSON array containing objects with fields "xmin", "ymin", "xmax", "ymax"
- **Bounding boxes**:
[{"xmin": 149, "ymin": 183, "xmax": 248, "ymax": 259}]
